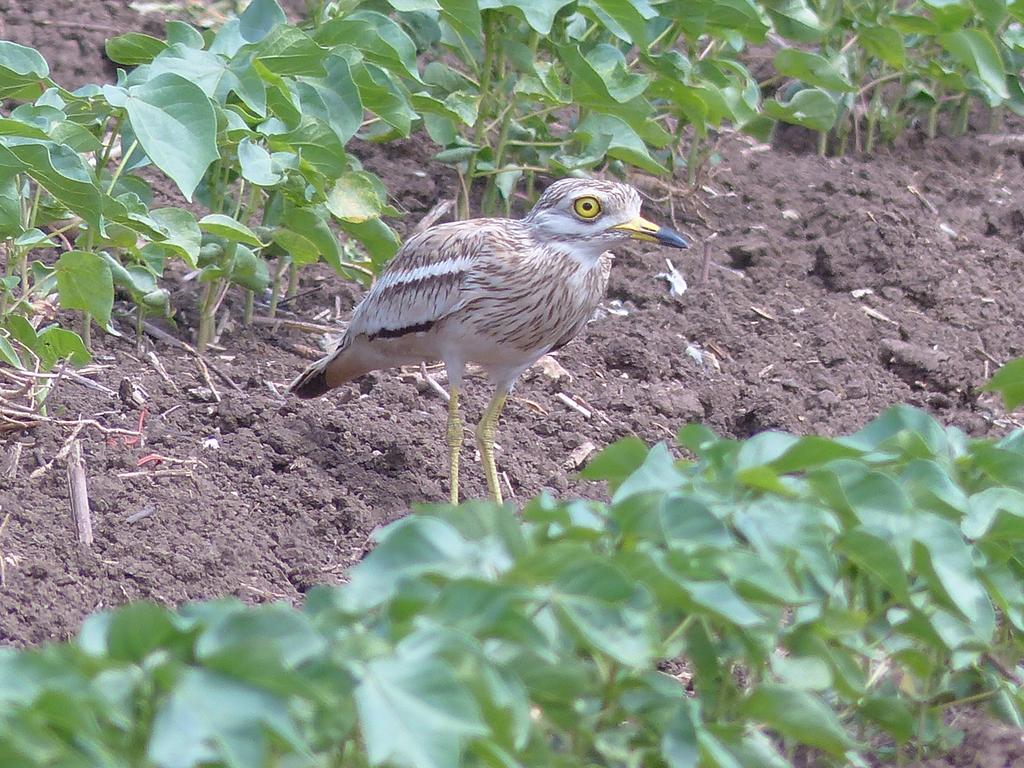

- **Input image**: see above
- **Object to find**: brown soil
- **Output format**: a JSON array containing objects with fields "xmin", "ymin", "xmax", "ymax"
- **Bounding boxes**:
[{"xmin": 2, "ymin": 3, "xmax": 1024, "ymax": 765}]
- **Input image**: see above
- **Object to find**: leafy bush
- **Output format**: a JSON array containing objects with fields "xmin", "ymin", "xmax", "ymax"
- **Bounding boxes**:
[
  {"xmin": 1, "ymin": 405, "xmax": 1022, "ymax": 766},
  {"xmin": 0, "ymin": 0, "xmax": 402, "ymax": 372}
]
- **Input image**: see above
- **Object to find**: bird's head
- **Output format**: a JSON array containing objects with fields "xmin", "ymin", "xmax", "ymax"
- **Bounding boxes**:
[{"xmin": 523, "ymin": 178, "xmax": 690, "ymax": 260}]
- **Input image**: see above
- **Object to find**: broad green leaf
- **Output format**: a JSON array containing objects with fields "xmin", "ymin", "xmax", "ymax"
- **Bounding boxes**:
[
  {"xmin": 272, "ymin": 205, "xmax": 342, "ymax": 267},
  {"xmin": 120, "ymin": 72, "xmax": 219, "ymax": 201},
  {"xmin": 295, "ymin": 54, "xmax": 362, "ymax": 144},
  {"xmin": 0, "ymin": 41, "xmax": 52, "ymax": 100},
  {"xmin": 166, "ymin": 20, "xmax": 206, "ymax": 49},
  {"xmin": 939, "ymin": 29, "xmax": 1010, "ymax": 101},
  {"xmin": 913, "ymin": 517, "xmax": 995, "ymax": 639},
  {"xmin": 276, "ymin": 116, "xmax": 350, "ymax": 176},
  {"xmin": 317, "ymin": 11, "xmax": 422, "ymax": 82},
  {"xmin": 55, "ymin": 251, "xmax": 114, "ymax": 326},
  {"xmin": 478, "ymin": 0, "xmax": 574, "ymax": 34},
  {"xmin": 580, "ymin": 437, "xmax": 649, "ymax": 491},
  {"xmin": 760, "ymin": 0, "xmax": 825, "ymax": 41},
  {"xmin": 148, "ymin": 668, "xmax": 304, "ymax": 768},
  {"xmin": 574, "ymin": 113, "xmax": 668, "ymax": 175},
  {"xmin": 228, "ymin": 245, "xmax": 270, "ymax": 292},
  {"xmin": 661, "ymin": 700, "xmax": 700, "ymax": 768},
  {"xmin": 764, "ymin": 88, "xmax": 838, "ymax": 131},
  {"xmin": 337, "ymin": 214, "xmax": 397, "ymax": 270},
  {"xmin": 982, "ymin": 357, "xmax": 1024, "ymax": 410},
  {"xmin": 148, "ymin": 207, "xmax": 202, "ymax": 267},
  {"xmin": 35, "ymin": 325, "xmax": 91, "ymax": 369},
  {"xmin": 0, "ymin": 333, "xmax": 21, "ymax": 368},
  {"xmin": 539, "ymin": 553, "xmax": 660, "ymax": 666},
  {"xmin": 740, "ymin": 685, "xmax": 852, "ymax": 756},
  {"xmin": 356, "ymin": 646, "xmax": 487, "ymax": 768},
  {"xmin": 705, "ymin": 0, "xmax": 770, "ymax": 40},
  {"xmin": 327, "ymin": 171, "xmax": 388, "ymax": 223},
  {"xmin": 199, "ymin": 214, "xmax": 265, "ymax": 247},
  {"xmin": 859, "ymin": 27, "xmax": 906, "ymax": 69},
  {"xmin": 859, "ymin": 696, "xmax": 914, "ymax": 743},
  {"xmin": 147, "ymin": 46, "xmax": 267, "ymax": 117},
  {"xmin": 0, "ymin": 137, "xmax": 106, "ymax": 232},
  {"xmin": 254, "ymin": 25, "xmax": 327, "ymax": 77},
  {"xmin": 773, "ymin": 49, "xmax": 854, "ymax": 92},
  {"xmin": 105, "ymin": 603, "xmax": 181, "ymax": 661},
  {"xmin": 579, "ymin": 0, "xmax": 655, "ymax": 45},
  {"xmin": 239, "ymin": 0, "xmax": 288, "ymax": 44},
  {"xmin": 612, "ymin": 442, "xmax": 682, "ymax": 502},
  {"xmin": 105, "ymin": 33, "xmax": 168, "ymax": 65},
  {"xmin": 238, "ymin": 138, "xmax": 283, "ymax": 186},
  {"xmin": 350, "ymin": 62, "xmax": 416, "ymax": 136}
]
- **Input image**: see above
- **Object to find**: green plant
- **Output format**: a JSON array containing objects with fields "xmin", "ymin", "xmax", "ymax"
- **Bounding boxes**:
[
  {"xmin": 307, "ymin": 0, "xmax": 768, "ymax": 217},
  {"xmin": 1, "ymin": 405, "xmax": 1021, "ymax": 766}
]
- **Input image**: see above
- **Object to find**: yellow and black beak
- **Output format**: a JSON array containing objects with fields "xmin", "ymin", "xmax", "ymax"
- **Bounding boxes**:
[{"xmin": 611, "ymin": 216, "xmax": 690, "ymax": 249}]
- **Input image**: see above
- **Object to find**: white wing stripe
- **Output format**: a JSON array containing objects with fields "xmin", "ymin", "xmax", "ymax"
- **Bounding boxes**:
[{"xmin": 373, "ymin": 257, "xmax": 476, "ymax": 292}]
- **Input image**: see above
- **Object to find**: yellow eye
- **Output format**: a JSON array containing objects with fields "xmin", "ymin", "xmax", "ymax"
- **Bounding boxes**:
[{"xmin": 573, "ymin": 196, "xmax": 601, "ymax": 220}]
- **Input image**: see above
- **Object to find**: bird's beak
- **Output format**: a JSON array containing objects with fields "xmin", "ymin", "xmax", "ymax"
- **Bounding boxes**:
[{"xmin": 611, "ymin": 216, "xmax": 690, "ymax": 248}]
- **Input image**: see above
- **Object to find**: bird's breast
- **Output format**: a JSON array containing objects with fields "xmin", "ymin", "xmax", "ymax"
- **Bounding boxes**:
[{"xmin": 456, "ymin": 251, "xmax": 608, "ymax": 355}]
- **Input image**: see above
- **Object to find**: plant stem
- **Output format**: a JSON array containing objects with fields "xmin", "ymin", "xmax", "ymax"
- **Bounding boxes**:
[
  {"xmin": 287, "ymin": 261, "xmax": 299, "ymax": 300},
  {"xmin": 196, "ymin": 281, "xmax": 219, "ymax": 354},
  {"xmin": 106, "ymin": 139, "xmax": 139, "ymax": 194},
  {"xmin": 462, "ymin": 9, "xmax": 499, "ymax": 218},
  {"xmin": 81, "ymin": 312, "xmax": 91, "ymax": 351},
  {"xmin": 953, "ymin": 95, "xmax": 970, "ymax": 136},
  {"xmin": 96, "ymin": 113, "xmax": 124, "ymax": 172},
  {"xmin": 268, "ymin": 258, "xmax": 286, "ymax": 318},
  {"xmin": 817, "ymin": 131, "xmax": 828, "ymax": 157},
  {"xmin": 135, "ymin": 307, "xmax": 145, "ymax": 354},
  {"xmin": 243, "ymin": 289, "xmax": 254, "ymax": 327}
]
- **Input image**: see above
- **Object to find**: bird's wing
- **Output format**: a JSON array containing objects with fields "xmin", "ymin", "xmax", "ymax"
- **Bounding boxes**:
[{"xmin": 346, "ymin": 220, "xmax": 511, "ymax": 340}]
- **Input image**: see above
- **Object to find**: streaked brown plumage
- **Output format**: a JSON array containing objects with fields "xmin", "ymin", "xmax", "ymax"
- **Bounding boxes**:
[{"xmin": 290, "ymin": 178, "xmax": 689, "ymax": 503}]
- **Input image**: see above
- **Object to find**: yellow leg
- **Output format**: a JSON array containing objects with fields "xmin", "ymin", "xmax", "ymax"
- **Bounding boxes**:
[
  {"xmin": 447, "ymin": 386, "xmax": 462, "ymax": 505},
  {"xmin": 475, "ymin": 391, "xmax": 508, "ymax": 504}
]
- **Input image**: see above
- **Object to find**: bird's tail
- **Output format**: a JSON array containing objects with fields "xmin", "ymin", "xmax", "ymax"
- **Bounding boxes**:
[{"xmin": 288, "ymin": 341, "xmax": 371, "ymax": 399}]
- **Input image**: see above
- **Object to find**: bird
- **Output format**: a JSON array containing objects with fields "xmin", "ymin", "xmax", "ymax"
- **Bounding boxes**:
[{"xmin": 289, "ymin": 178, "xmax": 689, "ymax": 505}]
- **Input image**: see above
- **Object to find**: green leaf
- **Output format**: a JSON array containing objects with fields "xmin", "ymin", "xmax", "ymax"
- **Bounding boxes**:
[
  {"xmin": 148, "ymin": 668, "xmax": 304, "ymax": 768},
  {"xmin": 0, "ymin": 137, "xmax": 106, "ymax": 232},
  {"xmin": 612, "ymin": 442, "xmax": 682, "ymax": 502},
  {"xmin": 760, "ymin": 0, "xmax": 825, "ymax": 41},
  {"xmin": 148, "ymin": 207, "xmax": 202, "ymax": 267},
  {"xmin": 199, "ymin": 214, "xmax": 265, "ymax": 247},
  {"xmin": 339, "ymin": 214, "xmax": 401, "ymax": 271},
  {"xmin": 327, "ymin": 171, "xmax": 388, "ymax": 223},
  {"xmin": 105, "ymin": 603, "xmax": 181, "ymax": 661},
  {"xmin": 859, "ymin": 27, "xmax": 906, "ymax": 69},
  {"xmin": 147, "ymin": 46, "xmax": 267, "ymax": 117},
  {"xmin": 764, "ymin": 88, "xmax": 838, "ymax": 131},
  {"xmin": 295, "ymin": 54, "xmax": 362, "ymax": 144},
  {"xmin": 0, "ymin": 41, "xmax": 52, "ymax": 100},
  {"xmin": 356, "ymin": 644, "xmax": 487, "ymax": 768},
  {"xmin": 119, "ymin": 72, "xmax": 220, "ymax": 201},
  {"xmin": 35, "ymin": 326, "xmax": 91, "ymax": 369},
  {"xmin": 939, "ymin": 29, "xmax": 1009, "ymax": 101},
  {"xmin": 238, "ymin": 138, "xmax": 284, "ymax": 186},
  {"xmin": 317, "ymin": 11, "xmax": 422, "ymax": 82},
  {"xmin": 478, "ymin": 0, "xmax": 574, "ymax": 34},
  {"xmin": 227, "ymin": 245, "xmax": 270, "ymax": 292},
  {"xmin": 740, "ymin": 685, "xmax": 852, "ymax": 756},
  {"xmin": 105, "ymin": 33, "xmax": 168, "ymax": 66},
  {"xmin": 982, "ymin": 357, "xmax": 1024, "ymax": 410},
  {"xmin": 239, "ymin": 0, "xmax": 288, "ymax": 44},
  {"xmin": 55, "ymin": 251, "xmax": 114, "ymax": 326},
  {"xmin": 913, "ymin": 517, "xmax": 996, "ymax": 639},
  {"xmin": 254, "ymin": 25, "xmax": 327, "ymax": 77},
  {"xmin": 773, "ymin": 49, "xmax": 854, "ymax": 92},
  {"xmin": 579, "ymin": 437, "xmax": 649, "ymax": 491},
  {"xmin": 578, "ymin": 0, "xmax": 655, "ymax": 45}
]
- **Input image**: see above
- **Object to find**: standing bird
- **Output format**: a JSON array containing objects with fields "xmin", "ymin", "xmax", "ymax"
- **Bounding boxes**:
[{"xmin": 289, "ymin": 178, "xmax": 689, "ymax": 504}]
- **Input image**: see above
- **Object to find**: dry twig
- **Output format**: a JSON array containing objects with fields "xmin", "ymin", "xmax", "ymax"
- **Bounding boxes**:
[{"xmin": 66, "ymin": 440, "xmax": 93, "ymax": 546}]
